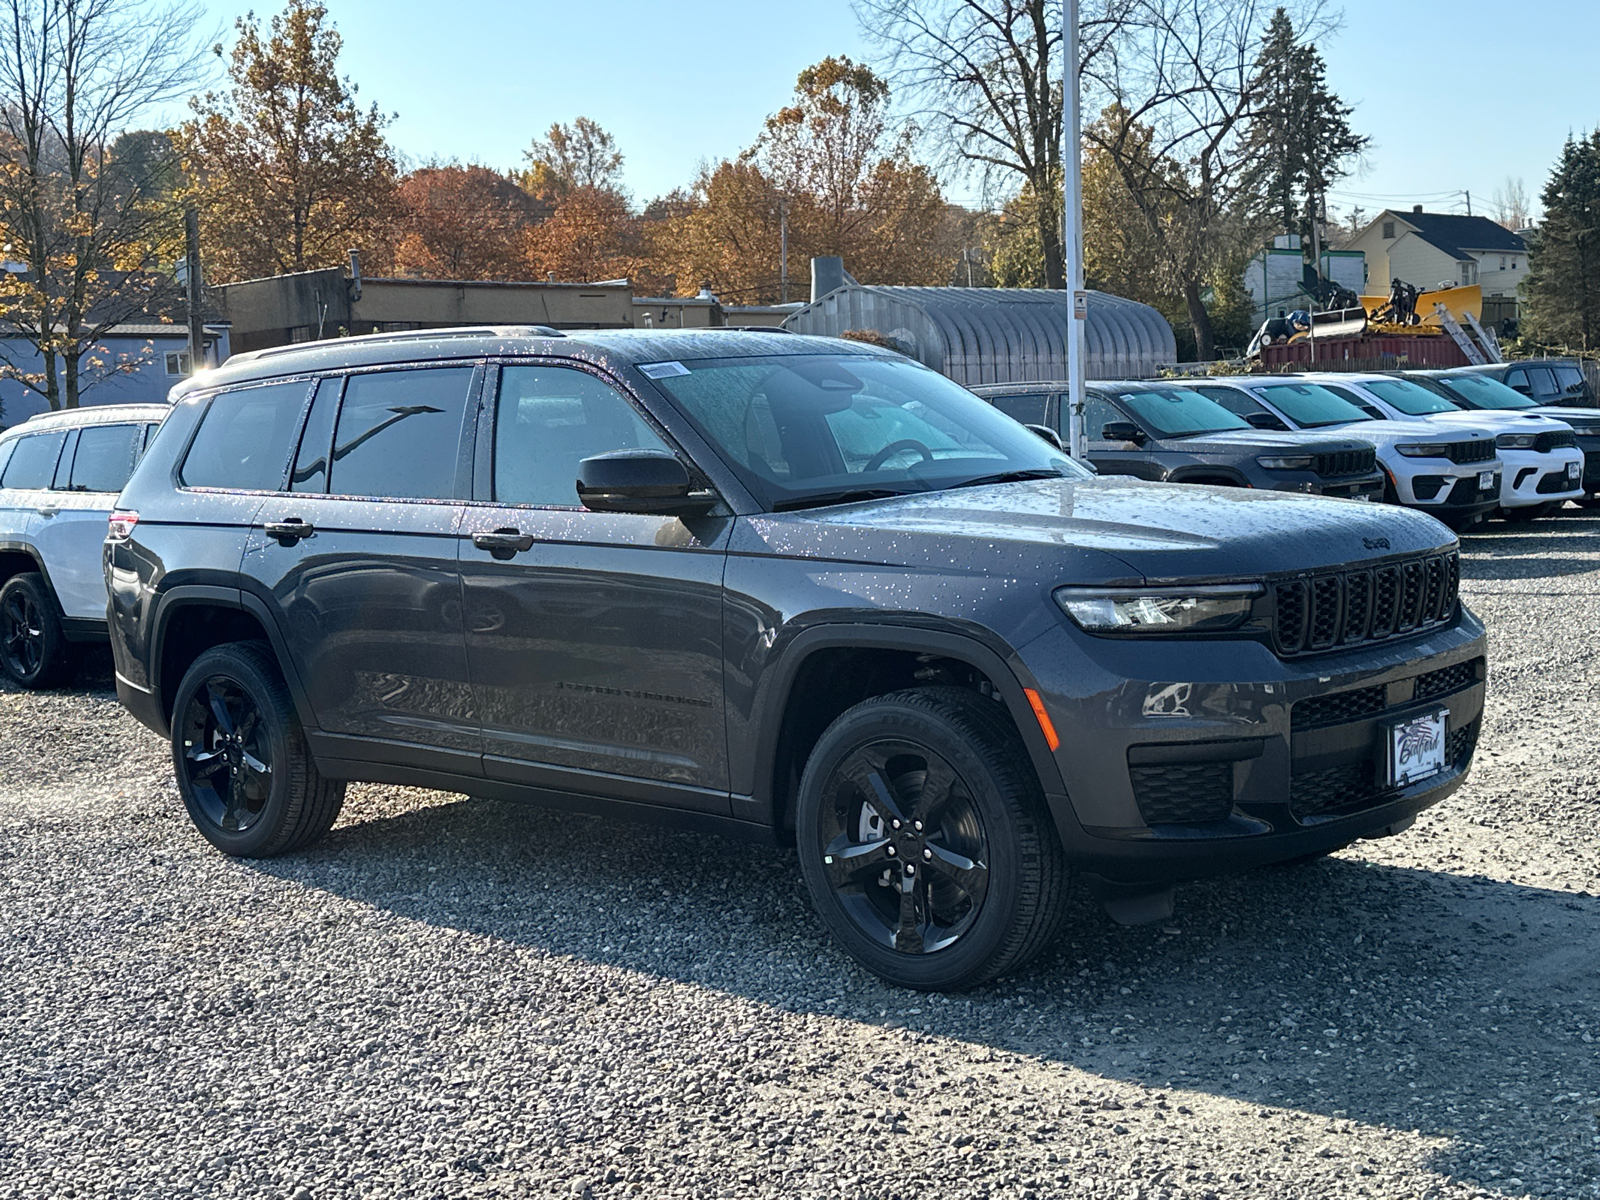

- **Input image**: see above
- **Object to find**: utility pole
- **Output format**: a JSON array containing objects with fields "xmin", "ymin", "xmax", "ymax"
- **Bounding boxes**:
[
  {"xmin": 779, "ymin": 198, "xmax": 790, "ymax": 304},
  {"xmin": 184, "ymin": 206, "xmax": 204, "ymax": 373},
  {"xmin": 1062, "ymin": 0, "xmax": 1087, "ymax": 460}
]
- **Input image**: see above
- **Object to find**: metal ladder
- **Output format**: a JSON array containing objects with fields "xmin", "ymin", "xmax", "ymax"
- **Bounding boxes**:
[
  {"xmin": 1462, "ymin": 311, "xmax": 1505, "ymax": 363},
  {"xmin": 1434, "ymin": 303, "xmax": 1489, "ymax": 366}
]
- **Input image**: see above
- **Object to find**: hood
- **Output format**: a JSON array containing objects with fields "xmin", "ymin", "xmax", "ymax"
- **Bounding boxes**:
[
  {"xmin": 742, "ymin": 476, "xmax": 1455, "ymax": 585},
  {"xmin": 1174, "ymin": 429, "xmax": 1374, "ymax": 453},
  {"xmin": 1526, "ymin": 405, "xmax": 1600, "ymax": 430},
  {"xmin": 1415, "ymin": 410, "xmax": 1573, "ymax": 434},
  {"xmin": 1313, "ymin": 418, "xmax": 1493, "ymax": 447}
]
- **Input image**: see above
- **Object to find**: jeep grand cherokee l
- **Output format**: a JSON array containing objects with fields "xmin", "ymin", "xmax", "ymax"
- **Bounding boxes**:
[{"xmin": 106, "ymin": 329, "xmax": 1487, "ymax": 990}]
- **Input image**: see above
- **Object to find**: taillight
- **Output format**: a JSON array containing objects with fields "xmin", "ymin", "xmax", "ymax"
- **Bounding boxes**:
[{"xmin": 107, "ymin": 511, "xmax": 139, "ymax": 541}]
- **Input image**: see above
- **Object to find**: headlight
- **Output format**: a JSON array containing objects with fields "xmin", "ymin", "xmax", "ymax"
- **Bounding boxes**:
[
  {"xmin": 1394, "ymin": 443, "xmax": 1442, "ymax": 458},
  {"xmin": 1256, "ymin": 454, "xmax": 1314, "ymax": 470},
  {"xmin": 1054, "ymin": 584, "xmax": 1263, "ymax": 634},
  {"xmin": 1495, "ymin": 432, "xmax": 1537, "ymax": 449}
]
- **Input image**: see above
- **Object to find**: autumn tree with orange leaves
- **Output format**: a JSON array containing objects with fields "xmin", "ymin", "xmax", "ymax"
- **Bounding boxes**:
[{"xmin": 392, "ymin": 163, "xmax": 542, "ymax": 280}]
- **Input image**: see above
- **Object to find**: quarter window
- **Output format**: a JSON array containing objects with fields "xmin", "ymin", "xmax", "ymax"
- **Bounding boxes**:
[
  {"xmin": 182, "ymin": 380, "xmax": 312, "ymax": 491},
  {"xmin": 67, "ymin": 424, "xmax": 143, "ymax": 492},
  {"xmin": 330, "ymin": 367, "xmax": 473, "ymax": 500},
  {"xmin": 494, "ymin": 366, "xmax": 669, "ymax": 507},
  {"xmin": 0, "ymin": 431, "xmax": 67, "ymax": 490}
]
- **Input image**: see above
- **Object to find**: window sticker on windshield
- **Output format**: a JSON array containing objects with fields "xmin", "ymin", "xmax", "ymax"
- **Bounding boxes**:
[{"xmin": 638, "ymin": 361, "xmax": 691, "ymax": 379}]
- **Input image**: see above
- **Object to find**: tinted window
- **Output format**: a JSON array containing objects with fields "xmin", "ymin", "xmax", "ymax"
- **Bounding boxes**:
[
  {"xmin": 1360, "ymin": 378, "xmax": 1459, "ymax": 416},
  {"xmin": 52, "ymin": 430, "xmax": 79, "ymax": 488},
  {"xmin": 987, "ymin": 393, "xmax": 1049, "ymax": 425},
  {"xmin": 648, "ymin": 355, "xmax": 1084, "ymax": 508},
  {"xmin": 142, "ymin": 422, "xmax": 163, "ymax": 451},
  {"xmin": 1519, "ymin": 366, "xmax": 1559, "ymax": 400},
  {"xmin": 1433, "ymin": 374, "xmax": 1534, "ymax": 410},
  {"xmin": 1198, "ymin": 388, "xmax": 1272, "ymax": 420},
  {"xmin": 495, "ymin": 366, "xmax": 669, "ymax": 507},
  {"xmin": 1083, "ymin": 395, "xmax": 1127, "ymax": 440},
  {"xmin": 290, "ymin": 378, "xmax": 341, "ymax": 493},
  {"xmin": 68, "ymin": 424, "xmax": 142, "ymax": 492},
  {"xmin": 1553, "ymin": 365, "xmax": 1587, "ymax": 399},
  {"xmin": 1117, "ymin": 388, "xmax": 1251, "ymax": 437},
  {"xmin": 1318, "ymin": 384, "xmax": 1388, "ymax": 420},
  {"xmin": 1252, "ymin": 383, "xmax": 1372, "ymax": 427},
  {"xmin": 1, "ymin": 431, "xmax": 67, "ymax": 490},
  {"xmin": 183, "ymin": 381, "xmax": 312, "ymax": 490},
  {"xmin": 331, "ymin": 368, "xmax": 473, "ymax": 500}
]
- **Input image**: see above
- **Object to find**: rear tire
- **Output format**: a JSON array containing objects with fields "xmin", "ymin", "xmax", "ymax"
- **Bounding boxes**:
[
  {"xmin": 171, "ymin": 642, "xmax": 344, "ymax": 857},
  {"xmin": 795, "ymin": 687, "xmax": 1068, "ymax": 990},
  {"xmin": 0, "ymin": 572, "xmax": 77, "ymax": 689}
]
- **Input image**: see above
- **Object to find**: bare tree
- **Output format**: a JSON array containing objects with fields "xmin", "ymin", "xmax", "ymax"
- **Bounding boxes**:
[
  {"xmin": 1085, "ymin": 0, "xmax": 1330, "ymax": 359},
  {"xmin": 1491, "ymin": 175, "xmax": 1531, "ymax": 232},
  {"xmin": 857, "ymin": 0, "xmax": 1130, "ymax": 289},
  {"xmin": 0, "ymin": 0, "xmax": 208, "ymax": 409}
]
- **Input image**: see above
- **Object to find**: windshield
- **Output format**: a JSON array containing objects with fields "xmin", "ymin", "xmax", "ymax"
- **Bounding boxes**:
[
  {"xmin": 1361, "ymin": 377, "xmax": 1460, "ymax": 416},
  {"xmin": 1118, "ymin": 388, "xmax": 1252, "ymax": 437},
  {"xmin": 1253, "ymin": 382, "xmax": 1374, "ymax": 427},
  {"xmin": 1433, "ymin": 373, "xmax": 1536, "ymax": 410},
  {"xmin": 640, "ymin": 353, "xmax": 1088, "ymax": 509}
]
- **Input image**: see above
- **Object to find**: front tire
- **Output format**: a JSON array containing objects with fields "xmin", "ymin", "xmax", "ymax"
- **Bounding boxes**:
[
  {"xmin": 0, "ymin": 572, "xmax": 77, "ymax": 688},
  {"xmin": 171, "ymin": 642, "xmax": 344, "ymax": 857},
  {"xmin": 795, "ymin": 688, "xmax": 1068, "ymax": 990}
]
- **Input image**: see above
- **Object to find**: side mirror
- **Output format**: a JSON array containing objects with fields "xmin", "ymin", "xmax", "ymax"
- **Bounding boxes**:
[
  {"xmin": 576, "ymin": 449, "xmax": 716, "ymax": 516},
  {"xmin": 1245, "ymin": 411, "xmax": 1289, "ymax": 431},
  {"xmin": 1100, "ymin": 420, "xmax": 1146, "ymax": 445},
  {"xmin": 1025, "ymin": 423, "xmax": 1065, "ymax": 450}
]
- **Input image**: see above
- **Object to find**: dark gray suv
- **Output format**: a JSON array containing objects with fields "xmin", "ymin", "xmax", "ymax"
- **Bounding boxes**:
[{"xmin": 107, "ymin": 329, "xmax": 1487, "ymax": 989}]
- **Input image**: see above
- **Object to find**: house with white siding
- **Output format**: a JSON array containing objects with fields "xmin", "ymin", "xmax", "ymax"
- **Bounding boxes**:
[{"xmin": 1344, "ymin": 207, "xmax": 1528, "ymax": 303}]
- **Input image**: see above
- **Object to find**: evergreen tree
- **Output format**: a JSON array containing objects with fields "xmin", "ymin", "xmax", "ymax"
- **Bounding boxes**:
[
  {"xmin": 1239, "ymin": 9, "xmax": 1367, "ymax": 242},
  {"xmin": 1523, "ymin": 132, "xmax": 1600, "ymax": 351}
]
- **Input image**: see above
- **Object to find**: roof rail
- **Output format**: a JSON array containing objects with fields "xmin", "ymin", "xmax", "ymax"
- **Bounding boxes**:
[
  {"xmin": 720, "ymin": 325, "xmax": 795, "ymax": 333},
  {"xmin": 248, "ymin": 325, "xmax": 566, "ymax": 361}
]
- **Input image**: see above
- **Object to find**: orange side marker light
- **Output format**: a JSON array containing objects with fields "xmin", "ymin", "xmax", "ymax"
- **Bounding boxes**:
[{"xmin": 1022, "ymin": 688, "xmax": 1061, "ymax": 752}]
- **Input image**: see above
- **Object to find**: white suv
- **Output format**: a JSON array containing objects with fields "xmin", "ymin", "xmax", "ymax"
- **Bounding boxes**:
[
  {"xmin": 0, "ymin": 404, "xmax": 168, "ymax": 686},
  {"xmin": 1304, "ymin": 373, "xmax": 1584, "ymax": 520},
  {"xmin": 1189, "ymin": 377, "xmax": 1502, "ymax": 530}
]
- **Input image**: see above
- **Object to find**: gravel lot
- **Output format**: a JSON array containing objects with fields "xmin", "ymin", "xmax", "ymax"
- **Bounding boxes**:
[{"xmin": 2, "ymin": 512, "xmax": 1598, "ymax": 1200}]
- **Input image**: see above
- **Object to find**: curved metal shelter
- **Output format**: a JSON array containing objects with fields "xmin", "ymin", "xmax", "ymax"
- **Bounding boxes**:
[{"xmin": 781, "ymin": 285, "xmax": 1175, "ymax": 384}]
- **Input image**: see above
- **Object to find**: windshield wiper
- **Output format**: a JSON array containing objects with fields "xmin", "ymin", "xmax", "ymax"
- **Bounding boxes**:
[
  {"xmin": 771, "ymin": 487, "xmax": 914, "ymax": 512},
  {"xmin": 945, "ymin": 468, "xmax": 1065, "ymax": 490}
]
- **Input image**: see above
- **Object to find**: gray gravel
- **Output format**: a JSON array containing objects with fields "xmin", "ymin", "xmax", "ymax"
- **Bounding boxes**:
[{"xmin": 2, "ymin": 513, "xmax": 1599, "ymax": 1200}]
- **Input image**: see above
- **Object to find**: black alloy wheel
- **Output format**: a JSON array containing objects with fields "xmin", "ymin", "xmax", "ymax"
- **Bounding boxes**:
[
  {"xmin": 179, "ymin": 676, "xmax": 275, "ymax": 836},
  {"xmin": 0, "ymin": 572, "xmax": 74, "ymax": 688},
  {"xmin": 796, "ymin": 688, "xmax": 1069, "ymax": 990},
  {"xmin": 818, "ymin": 739, "xmax": 990, "ymax": 956},
  {"xmin": 171, "ymin": 642, "xmax": 344, "ymax": 857}
]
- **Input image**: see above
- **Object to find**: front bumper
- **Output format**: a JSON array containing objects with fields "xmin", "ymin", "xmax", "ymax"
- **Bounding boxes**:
[
  {"xmin": 1390, "ymin": 459, "xmax": 1501, "ymax": 522},
  {"xmin": 1499, "ymin": 448, "xmax": 1584, "ymax": 508},
  {"xmin": 1015, "ymin": 610, "xmax": 1487, "ymax": 885},
  {"xmin": 1264, "ymin": 470, "xmax": 1385, "ymax": 500}
]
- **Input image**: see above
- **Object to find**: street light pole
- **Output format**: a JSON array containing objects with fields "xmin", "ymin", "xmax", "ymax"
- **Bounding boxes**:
[{"xmin": 1062, "ymin": 0, "xmax": 1087, "ymax": 460}]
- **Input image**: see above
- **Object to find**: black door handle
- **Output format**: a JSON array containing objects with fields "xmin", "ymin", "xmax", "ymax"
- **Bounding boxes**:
[
  {"xmin": 263, "ymin": 518, "xmax": 315, "ymax": 544},
  {"xmin": 472, "ymin": 527, "xmax": 535, "ymax": 560}
]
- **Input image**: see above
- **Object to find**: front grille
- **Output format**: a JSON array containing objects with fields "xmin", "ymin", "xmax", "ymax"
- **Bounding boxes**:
[
  {"xmin": 1537, "ymin": 469, "xmax": 1578, "ymax": 494},
  {"xmin": 1414, "ymin": 657, "xmax": 1482, "ymax": 702},
  {"xmin": 1273, "ymin": 551, "xmax": 1459, "ymax": 656},
  {"xmin": 1289, "ymin": 719, "xmax": 1479, "ymax": 820},
  {"xmin": 1535, "ymin": 430, "xmax": 1578, "ymax": 453},
  {"xmin": 1128, "ymin": 761, "xmax": 1234, "ymax": 825},
  {"xmin": 1313, "ymin": 447, "xmax": 1377, "ymax": 477},
  {"xmin": 1445, "ymin": 439, "xmax": 1496, "ymax": 464},
  {"xmin": 1292, "ymin": 685, "xmax": 1386, "ymax": 729}
]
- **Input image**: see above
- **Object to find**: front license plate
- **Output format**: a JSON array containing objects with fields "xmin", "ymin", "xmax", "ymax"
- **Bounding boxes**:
[
  {"xmin": 1569, "ymin": 461, "xmax": 1582, "ymax": 480},
  {"xmin": 1478, "ymin": 470, "xmax": 1495, "ymax": 492},
  {"xmin": 1388, "ymin": 709, "xmax": 1447, "ymax": 788}
]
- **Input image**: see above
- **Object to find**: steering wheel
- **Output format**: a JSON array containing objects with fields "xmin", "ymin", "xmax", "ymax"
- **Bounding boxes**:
[{"xmin": 864, "ymin": 439, "xmax": 934, "ymax": 472}]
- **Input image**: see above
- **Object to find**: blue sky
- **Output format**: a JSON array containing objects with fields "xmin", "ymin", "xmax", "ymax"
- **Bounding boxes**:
[{"xmin": 182, "ymin": 0, "xmax": 1598, "ymax": 222}]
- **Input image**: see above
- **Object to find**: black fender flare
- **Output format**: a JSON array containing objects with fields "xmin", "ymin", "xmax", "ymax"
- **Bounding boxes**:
[
  {"xmin": 1166, "ymin": 468, "xmax": 1251, "ymax": 487},
  {"xmin": 0, "ymin": 539, "xmax": 57, "ymax": 598},
  {"xmin": 149, "ymin": 583, "xmax": 317, "ymax": 731},
  {"xmin": 740, "ymin": 622, "xmax": 1068, "ymax": 829}
]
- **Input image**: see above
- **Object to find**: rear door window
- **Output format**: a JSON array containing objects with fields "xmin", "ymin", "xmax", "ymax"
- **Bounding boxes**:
[
  {"xmin": 330, "ymin": 367, "xmax": 474, "ymax": 500},
  {"xmin": 1, "ymin": 431, "xmax": 68, "ymax": 490},
  {"xmin": 66, "ymin": 424, "xmax": 143, "ymax": 493},
  {"xmin": 493, "ymin": 366, "xmax": 669, "ymax": 507},
  {"xmin": 986, "ymin": 393, "xmax": 1049, "ymax": 425},
  {"xmin": 1553, "ymin": 365, "xmax": 1588, "ymax": 400},
  {"xmin": 51, "ymin": 431, "xmax": 79, "ymax": 488},
  {"xmin": 290, "ymin": 378, "xmax": 342, "ymax": 493},
  {"xmin": 182, "ymin": 380, "xmax": 313, "ymax": 491},
  {"xmin": 1518, "ymin": 366, "xmax": 1559, "ymax": 401}
]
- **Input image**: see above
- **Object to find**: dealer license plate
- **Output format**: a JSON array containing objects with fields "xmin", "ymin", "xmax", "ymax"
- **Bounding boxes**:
[
  {"xmin": 1478, "ymin": 470, "xmax": 1495, "ymax": 492},
  {"xmin": 1388, "ymin": 709, "xmax": 1447, "ymax": 788},
  {"xmin": 1569, "ymin": 461, "xmax": 1582, "ymax": 480}
]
